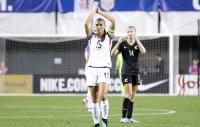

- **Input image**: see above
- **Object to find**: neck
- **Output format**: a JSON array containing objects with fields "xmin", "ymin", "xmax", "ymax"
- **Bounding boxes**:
[
  {"xmin": 127, "ymin": 38, "xmax": 135, "ymax": 44},
  {"xmin": 97, "ymin": 32, "xmax": 104, "ymax": 38}
]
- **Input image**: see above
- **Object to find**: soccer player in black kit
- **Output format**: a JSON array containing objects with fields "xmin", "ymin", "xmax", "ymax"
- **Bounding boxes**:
[{"xmin": 111, "ymin": 26, "xmax": 146, "ymax": 123}]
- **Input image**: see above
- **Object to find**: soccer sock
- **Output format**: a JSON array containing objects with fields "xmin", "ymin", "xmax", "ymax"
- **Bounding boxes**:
[
  {"xmin": 102, "ymin": 118, "xmax": 108, "ymax": 127},
  {"xmin": 86, "ymin": 90, "xmax": 92, "ymax": 109},
  {"xmin": 93, "ymin": 123, "xmax": 100, "ymax": 127},
  {"xmin": 92, "ymin": 103, "xmax": 100, "ymax": 124},
  {"xmin": 122, "ymin": 98, "xmax": 129, "ymax": 118},
  {"xmin": 127, "ymin": 100, "xmax": 134, "ymax": 119},
  {"xmin": 100, "ymin": 100, "xmax": 109, "ymax": 119}
]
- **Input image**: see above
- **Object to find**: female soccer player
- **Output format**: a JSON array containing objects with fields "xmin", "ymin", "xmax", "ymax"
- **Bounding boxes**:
[
  {"xmin": 84, "ymin": 3, "xmax": 115, "ymax": 127},
  {"xmin": 111, "ymin": 26, "xmax": 146, "ymax": 123}
]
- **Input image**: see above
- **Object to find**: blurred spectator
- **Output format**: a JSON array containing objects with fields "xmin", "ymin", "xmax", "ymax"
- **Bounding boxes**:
[
  {"xmin": 188, "ymin": 59, "xmax": 199, "ymax": 74},
  {"xmin": 0, "ymin": 61, "xmax": 8, "ymax": 74},
  {"xmin": 154, "ymin": 53, "xmax": 164, "ymax": 74},
  {"xmin": 115, "ymin": 53, "xmax": 124, "ymax": 95},
  {"xmin": 142, "ymin": 66, "xmax": 149, "ymax": 76},
  {"xmin": 116, "ymin": 53, "xmax": 123, "ymax": 77}
]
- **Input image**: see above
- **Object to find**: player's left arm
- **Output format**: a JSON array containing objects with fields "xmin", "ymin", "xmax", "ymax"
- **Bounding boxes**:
[{"xmin": 135, "ymin": 34, "xmax": 146, "ymax": 54}]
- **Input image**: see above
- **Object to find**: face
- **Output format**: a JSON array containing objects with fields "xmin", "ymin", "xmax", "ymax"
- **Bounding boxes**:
[
  {"xmin": 192, "ymin": 60, "xmax": 198, "ymax": 65},
  {"xmin": 95, "ymin": 20, "xmax": 105, "ymax": 34},
  {"xmin": 127, "ymin": 27, "xmax": 136, "ymax": 39}
]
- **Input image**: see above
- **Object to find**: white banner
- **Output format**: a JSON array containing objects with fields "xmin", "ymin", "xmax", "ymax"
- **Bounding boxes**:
[
  {"xmin": 57, "ymin": 12, "xmax": 158, "ymax": 35},
  {"xmin": 0, "ymin": 13, "xmax": 56, "ymax": 34},
  {"xmin": 161, "ymin": 12, "xmax": 200, "ymax": 35},
  {"xmin": 176, "ymin": 74, "xmax": 199, "ymax": 96}
]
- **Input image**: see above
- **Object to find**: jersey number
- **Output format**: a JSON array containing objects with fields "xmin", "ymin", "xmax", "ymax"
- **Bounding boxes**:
[
  {"xmin": 129, "ymin": 50, "xmax": 134, "ymax": 56},
  {"xmin": 96, "ymin": 43, "xmax": 102, "ymax": 49},
  {"xmin": 104, "ymin": 72, "xmax": 109, "ymax": 79}
]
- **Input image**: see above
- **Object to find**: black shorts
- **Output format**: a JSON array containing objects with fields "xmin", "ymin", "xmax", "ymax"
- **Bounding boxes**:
[{"xmin": 121, "ymin": 74, "xmax": 141, "ymax": 85}]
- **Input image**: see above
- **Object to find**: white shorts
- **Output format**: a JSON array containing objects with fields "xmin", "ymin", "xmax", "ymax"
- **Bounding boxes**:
[{"xmin": 86, "ymin": 67, "xmax": 110, "ymax": 86}]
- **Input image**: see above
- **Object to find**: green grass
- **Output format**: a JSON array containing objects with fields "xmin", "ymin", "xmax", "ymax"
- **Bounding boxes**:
[{"xmin": 0, "ymin": 96, "xmax": 199, "ymax": 127}]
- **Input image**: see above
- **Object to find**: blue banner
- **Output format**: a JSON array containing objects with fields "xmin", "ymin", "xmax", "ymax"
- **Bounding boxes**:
[
  {"xmin": 160, "ymin": 0, "xmax": 200, "ymax": 11},
  {"xmin": 57, "ymin": 0, "xmax": 159, "ymax": 13},
  {"xmin": 57, "ymin": 0, "xmax": 200, "ymax": 13},
  {"xmin": 0, "ymin": 0, "xmax": 200, "ymax": 13},
  {"xmin": 0, "ymin": 0, "xmax": 56, "ymax": 12}
]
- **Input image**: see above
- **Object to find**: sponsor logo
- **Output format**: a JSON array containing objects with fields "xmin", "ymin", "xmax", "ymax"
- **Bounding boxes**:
[
  {"xmin": 100, "ymin": 0, "xmax": 115, "ymax": 11},
  {"xmin": 124, "ymin": 78, "xmax": 128, "ymax": 82},
  {"xmin": 177, "ymin": 75, "xmax": 199, "ymax": 96},
  {"xmin": 40, "ymin": 78, "xmax": 87, "ymax": 92},
  {"xmin": 138, "ymin": 79, "xmax": 168, "ymax": 91},
  {"xmin": 35, "ymin": 76, "xmax": 169, "ymax": 93},
  {"xmin": 193, "ymin": 0, "xmax": 200, "ymax": 10},
  {"xmin": 37, "ymin": 77, "xmax": 121, "ymax": 93},
  {"xmin": 0, "ymin": 75, "xmax": 32, "ymax": 94}
]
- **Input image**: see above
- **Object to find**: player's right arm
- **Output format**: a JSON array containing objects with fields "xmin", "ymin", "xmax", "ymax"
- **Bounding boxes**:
[
  {"xmin": 84, "ymin": 4, "xmax": 98, "ymax": 37},
  {"xmin": 111, "ymin": 37, "xmax": 123, "ymax": 56},
  {"xmin": 85, "ymin": 44, "xmax": 90, "ymax": 63}
]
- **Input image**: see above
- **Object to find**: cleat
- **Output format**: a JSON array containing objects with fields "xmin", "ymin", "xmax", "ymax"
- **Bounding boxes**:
[
  {"xmin": 88, "ymin": 108, "xmax": 92, "ymax": 112},
  {"xmin": 126, "ymin": 118, "xmax": 140, "ymax": 123},
  {"xmin": 83, "ymin": 98, "xmax": 92, "ymax": 112},
  {"xmin": 93, "ymin": 123, "xmax": 100, "ymax": 127},
  {"xmin": 120, "ymin": 118, "xmax": 127, "ymax": 123},
  {"xmin": 82, "ymin": 98, "xmax": 88, "ymax": 109}
]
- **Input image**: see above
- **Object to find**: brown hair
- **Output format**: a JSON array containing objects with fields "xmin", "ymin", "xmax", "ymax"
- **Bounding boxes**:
[{"xmin": 96, "ymin": 18, "xmax": 106, "ymax": 25}]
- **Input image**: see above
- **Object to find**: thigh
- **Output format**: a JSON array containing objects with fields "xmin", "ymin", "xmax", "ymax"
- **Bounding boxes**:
[
  {"xmin": 124, "ymin": 83, "xmax": 133, "ymax": 96},
  {"xmin": 86, "ymin": 67, "xmax": 98, "ymax": 86},
  {"xmin": 132, "ymin": 85, "xmax": 138, "ymax": 97},
  {"xmin": 97, "ymin": 68, "xmax": 110, "ymax": 84}
]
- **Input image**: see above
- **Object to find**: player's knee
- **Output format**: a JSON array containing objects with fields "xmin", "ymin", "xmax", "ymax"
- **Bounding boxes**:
[
  {"xmin": 92, "ymin": 96, "xmax": 98, "ymax": 103},
  {"xmin": 127, "ymin": 93, "xmax": 133, "ymax": 101},
  {"xmin": 99, "ymin": 94, "xmax": 107, "ymax": 101}
]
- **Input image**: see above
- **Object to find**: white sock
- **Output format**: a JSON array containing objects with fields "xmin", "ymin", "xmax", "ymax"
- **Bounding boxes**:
[
  {"xmin": 100, "ymin": 100, "xmax": 109, "ymax": 119},
  {"xmin": 86, "ymin": 90, "xmax": 92, "ymax": 109},
  {"xmin": 92, "ymin": 103, "xmax": 100, "ymax": 124}
]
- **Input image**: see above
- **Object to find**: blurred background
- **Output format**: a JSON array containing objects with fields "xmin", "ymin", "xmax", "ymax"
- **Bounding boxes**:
[{"xmin": 0, "ymin": 0, "xmax": 199, "ymax": 96}]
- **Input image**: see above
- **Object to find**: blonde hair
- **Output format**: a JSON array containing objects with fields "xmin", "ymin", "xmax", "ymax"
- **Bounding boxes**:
[{"xmin": 128, "ymin": 26, "xmax": 136, "ymax": 31}]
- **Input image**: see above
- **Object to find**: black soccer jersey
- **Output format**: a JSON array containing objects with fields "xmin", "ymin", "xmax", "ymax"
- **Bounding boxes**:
[{"xmin": 118, "ymin": 41, "xmax": 140, "ymax": 75}]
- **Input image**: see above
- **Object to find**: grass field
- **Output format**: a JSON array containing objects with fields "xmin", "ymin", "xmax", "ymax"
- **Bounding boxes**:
[{"xmin": 0, "ymin": 96, "xmax": 199, "ymax": 127}]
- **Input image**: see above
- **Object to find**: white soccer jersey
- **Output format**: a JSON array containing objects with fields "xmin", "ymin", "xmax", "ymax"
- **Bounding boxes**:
[{"xmin": 87, "ymin": 32, "xmax": 113, "ymax": 68}]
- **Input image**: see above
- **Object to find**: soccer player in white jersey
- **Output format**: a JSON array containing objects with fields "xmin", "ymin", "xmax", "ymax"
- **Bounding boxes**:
[{"xmin": 84, "ymin": 3, "xmax": 115, "ymax": 127}]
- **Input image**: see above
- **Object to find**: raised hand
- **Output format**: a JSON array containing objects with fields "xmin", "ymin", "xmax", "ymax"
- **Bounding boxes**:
[
  {"xmin": 118, "ymin": 37, "xmax": 124, "ymax": 44},
  {"xmin": 93, "ymin": 1, "xmax": 99, "ymax": 13},
  {"xmin": 134, "ymin": 33, "xmax": 139, "ymax": 41}
]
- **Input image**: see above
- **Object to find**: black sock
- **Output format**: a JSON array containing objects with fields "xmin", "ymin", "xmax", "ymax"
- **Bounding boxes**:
[
  {"xmin": 127, "ymin": 100, "xmax": 134, "ymax": 119},
  {"xmin": 93, "ymin": 123, "xmax": 99, "ymax": 127},
  {"xmin": 102, "ymin": 118, "xmax": 108, "ymax": 126},
  {"xmin": 122, "ymin": 98, "xmax": 129, "ymax": 118}
]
